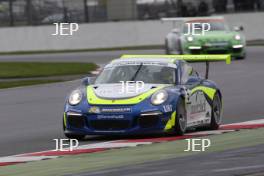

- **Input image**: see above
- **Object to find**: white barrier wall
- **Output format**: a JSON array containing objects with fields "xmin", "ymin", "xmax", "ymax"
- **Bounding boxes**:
[{"xmin": 0, "ymin": 12, "xmax": 263, "ymax": 52}]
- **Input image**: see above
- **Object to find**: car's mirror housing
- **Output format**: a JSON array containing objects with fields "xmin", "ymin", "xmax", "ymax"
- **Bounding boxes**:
[
  {"xmin": 233, "ymin": 25, "xmax": 244, "ymax": 31},
  {"xmin": 186, "ymin": 76, "xmax": 201, "ymax": 85},
  {"xmin": 82, "ymin": 77, "xmax": 96, "ymax": 86}
]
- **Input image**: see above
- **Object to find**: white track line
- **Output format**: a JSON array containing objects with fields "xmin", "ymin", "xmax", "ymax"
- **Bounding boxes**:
[
  {"xmin": 188, "ymin": 129, "xmax": 235, "ymax": 135},
  {"xmin": 77, "ymin": 141, "xmax": 152, "ymax": 150},
  {"xmin": 213, "ymin": 165, "xmax": 264, "ymax": 172},
  {"xmin": 222, "ymin": 119, "xmax": 264, "ymax": 126},
  {"xmin": 0, "ymin": 156, "xmax": 58, "ymax": 163}
]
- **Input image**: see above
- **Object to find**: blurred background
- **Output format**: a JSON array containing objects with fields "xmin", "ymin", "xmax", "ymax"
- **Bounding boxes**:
[
  {"xmin": 0, "ymin": 0, "xmax": 263, "ymax": 53},
  {"xmin": 0, "ymin": 0, "xmax": 263, "ymax": 27}
]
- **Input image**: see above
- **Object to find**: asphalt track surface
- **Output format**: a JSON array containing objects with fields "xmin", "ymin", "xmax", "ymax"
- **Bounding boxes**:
[
  {"xmin": 0, "ymin": 46, "xmax": 264, "ymax": 157},
  {"xmin": 0, "ymin": 50, "xmax": 163, "ymax": 65}
]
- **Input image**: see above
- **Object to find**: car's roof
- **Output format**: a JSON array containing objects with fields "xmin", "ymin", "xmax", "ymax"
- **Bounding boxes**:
[
  {"xmin": 112, "ymin": 57, "xmax": 178, "ymax": 63},
  {"xmin": 106, "ymin": 57, "xmax": 182, "ymax": 68}
]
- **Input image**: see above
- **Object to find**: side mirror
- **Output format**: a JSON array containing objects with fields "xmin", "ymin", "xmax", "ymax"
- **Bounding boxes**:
[
  {"xmin": 233, "ymin": 25, "xmax": 244, "ymax": 31},
  {"xmin": 82, "ymin": 77, "xmax": 96, "ymax": 86},
  {"xmin": 186, "ymin": 76, "xmax": 200, "ymax": 85}
]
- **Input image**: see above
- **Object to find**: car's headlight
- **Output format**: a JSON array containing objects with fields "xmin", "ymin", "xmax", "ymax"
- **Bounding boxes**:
[
  {"xmin": 234, "ymin": 34, "xmax": 241, "ymax": 40},
  {"xmin": 151, "ymin": 90, "xmax": 168, "ymax": 105},
  {"xmin": 68, "ymin": 90, "xmax": 82, "ymax": 105},
  {"xmin": 187, "ymin": 36, "xmax": 194, "ymax": 42}
]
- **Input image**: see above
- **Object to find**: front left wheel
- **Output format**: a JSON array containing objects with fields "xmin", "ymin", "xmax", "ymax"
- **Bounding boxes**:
[
  {"xmin": 209, "ymin": 93, "xmax": 222, "ymax": 130},
  {"xmin": 175, "ymin": 98, "xmax": 187, "ymax": 135}
]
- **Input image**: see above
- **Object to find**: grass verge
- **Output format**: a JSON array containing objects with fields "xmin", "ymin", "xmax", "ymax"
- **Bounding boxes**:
[
  {"xmin": 0, "ymin": 128, "xmax": 263, "ymax": 176},
  {"xmin": 0, "ymin": 62, "xmax": 97, "ymax": 79},
  {"xmin": 0, "ymin": 80, "xmax": 64, "ymax": 89}
]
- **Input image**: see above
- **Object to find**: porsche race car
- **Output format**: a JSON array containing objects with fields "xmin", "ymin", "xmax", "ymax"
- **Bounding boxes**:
[
  {"xmin": 63, "ymin": 55, "xmax": 230, "ymax": 139},
  {"xmin": 164, "ymin": 17, "xmax": 246, "ymax": 59}
]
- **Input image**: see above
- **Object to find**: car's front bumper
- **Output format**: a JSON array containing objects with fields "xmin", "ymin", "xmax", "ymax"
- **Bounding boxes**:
[
  {"xmin": 64, "ymin": 110, "xmax": 173, "ymax": 135},
  {"xmin": 183, "ymin": 43, "xmax": 245, "ymax": 57}
]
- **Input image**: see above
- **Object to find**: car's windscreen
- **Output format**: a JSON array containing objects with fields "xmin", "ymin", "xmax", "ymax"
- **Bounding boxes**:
[
  {"xmin": 183, "ymin": 21, "xmax": 228, "ymax": 33},
  {"xmin": 95, "ymin": 65, "xmax": 176, "ymax": 84}
]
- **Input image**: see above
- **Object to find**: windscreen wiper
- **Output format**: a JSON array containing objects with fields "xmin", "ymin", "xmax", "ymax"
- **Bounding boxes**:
[{"xmin": 130, "ymin": 63, "xmax": 143, "ymax": 81}]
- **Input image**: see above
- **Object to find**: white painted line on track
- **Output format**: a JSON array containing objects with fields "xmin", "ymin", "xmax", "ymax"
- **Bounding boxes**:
[
  {"xmin": 77, "ymin": 141, "xmax": 153, "ymax": 150},
  {"xmin": 213, "ymin": 165, "xmax": 264, "ymax": 172},
  {"xmin": 188, "ymin": 129, "xmax": 235, "ymax": 135},
  {"xmin": 0, "ymin": 156, "xmax": 58, "ymax": 163},
  {"xmin": 222, "ymin": 119, "xmax": 264, "ymax": 126}
]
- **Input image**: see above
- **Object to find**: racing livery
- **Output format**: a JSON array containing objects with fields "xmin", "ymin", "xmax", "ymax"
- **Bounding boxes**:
[
  {"xmin": 63, "ymin": 55, "xmax": 230, "ymax": 139},
  {"xmin": 164, "ymin": 17, "xmax": 246, "ymax": 59}
]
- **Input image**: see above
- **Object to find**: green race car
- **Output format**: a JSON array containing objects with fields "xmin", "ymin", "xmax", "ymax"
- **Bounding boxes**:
[{"xmin": 165, "ymin": 17, "xmax": 246, "ymax": 59}]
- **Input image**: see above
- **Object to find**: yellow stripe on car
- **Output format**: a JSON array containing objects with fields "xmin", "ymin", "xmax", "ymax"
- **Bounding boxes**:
[
  {"xmin": 63, "ymin": 112, "xmax": 67, "ymax": 127},
  {"xmin": 164, "ymin": 111, "xmax": 177, "ymax": 131},
  {"xmin": 191, "ymin": 86, "xmax": 216, "ymax": 100},
  {"xmin": 87, "ymin": 85, "xmax": 167, "ymax": 105}
]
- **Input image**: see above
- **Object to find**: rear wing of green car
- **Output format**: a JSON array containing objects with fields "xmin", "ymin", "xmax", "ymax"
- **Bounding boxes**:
[
  {"xmin": 160, "ymin": 16, "xmax": 224, "ymax": 28},
  {"xmin": 121, "ymin": 54, "xmax": 231, "ymax": 79}
]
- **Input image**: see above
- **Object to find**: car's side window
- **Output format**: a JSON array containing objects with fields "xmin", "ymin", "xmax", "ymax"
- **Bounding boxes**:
[
  {"xmin": 181, "ymin": 62, "xmax": 193, "ymax": 84},
  {"xmin": 190, "ymin": 68, "xmax": 199, "ymax": 77}
]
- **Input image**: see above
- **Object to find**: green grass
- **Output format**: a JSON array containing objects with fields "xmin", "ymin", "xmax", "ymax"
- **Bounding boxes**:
[
  {"xmin": 0, "ymin": 80, "xmax": 64, "ymax": 89},
  {"xmin": 0, "ymin": 62, "xmax": 97, "ymax": 79}
]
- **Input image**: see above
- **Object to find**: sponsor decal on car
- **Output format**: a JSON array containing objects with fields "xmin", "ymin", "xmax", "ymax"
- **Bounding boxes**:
[
  {"xmin": 191, "ymin": 100, "xmax": 206, "ymax": 114},
  {"xmin": 89, "ymin": 106, "xmax": 131, "ymax": 114},
  {"xmin": 163, "ymin": 104, "xmax": 173, "ymax": 112},
  {"xmin": 101, "ymin": 107, "xmax": 131, "ymax": 113},
  {"xmin": 89, "ymin": 106, "xmax": 101, "ymax": 114},
  {"xmin": 96, "ymin": 115, "xmax": 125, "ymax": 119}
]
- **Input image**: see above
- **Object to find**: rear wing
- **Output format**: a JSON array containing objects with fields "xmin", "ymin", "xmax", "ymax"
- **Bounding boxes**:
[
  {"xmin": 161, "ymin": 16, "xmax": 224, "ymax": 28},
  {"xmin": 161, "ymin": 16, "xmax": 224, "ymax": 22},
  {"xmin": 121, "ymin": 54, "xmax": 231, "ymax": 79}
]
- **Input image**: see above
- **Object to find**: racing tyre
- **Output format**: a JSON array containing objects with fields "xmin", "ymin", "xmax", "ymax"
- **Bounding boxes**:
[
  {"xmin": 209, "ymin": 93, "xmax": 222, "ymax": 130},
  {"xmin": 235, "ymin": 56, "xmax": 245, "ymax": 60},
  {"xmin": 64, "ymin": 133, "xmax": 86, "ymax": 140},
  {"xmin": 165, "ymin": 39, "xmax": 170, "ymax": 54},
  {"xmin": 175, "ymin": 98, "xmax": 187, "ymax": 135},
  {"xmin": 235, "ymin": 53, "xmax": 246, "ymax": 60},
  {"xmin": 177, "ymin": 40, "xmax": 183, "ymax": 55},
  {"xmin": 63, "ymin": 118, "xmax": 86, "ymax": 140}
]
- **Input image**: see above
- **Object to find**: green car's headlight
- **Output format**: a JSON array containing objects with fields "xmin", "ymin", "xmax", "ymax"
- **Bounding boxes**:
[
  {"xmin": 68, "ymin": 90, "xmax": 83, "ymax": 105},
  {"xmin": 151, "ymin": 90, "xmax": 168, "ymax": 105},
  {"xmin": 234, "ymin": 34, "xmax": 241, "ymax": 40},
  {"xmin": 187, "ymin": 36, "xmax": 194, "ymax": 42}
]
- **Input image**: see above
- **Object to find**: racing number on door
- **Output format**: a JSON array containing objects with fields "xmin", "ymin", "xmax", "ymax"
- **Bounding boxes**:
[{"xmin": 182, "ymin": 87, "xmax": 192, "ymax": 105}]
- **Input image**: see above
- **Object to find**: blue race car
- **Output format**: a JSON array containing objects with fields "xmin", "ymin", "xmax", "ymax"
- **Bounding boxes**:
[{"xmin": 63, "ymin": 55, "xmax": 230, "ymax": 139}]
